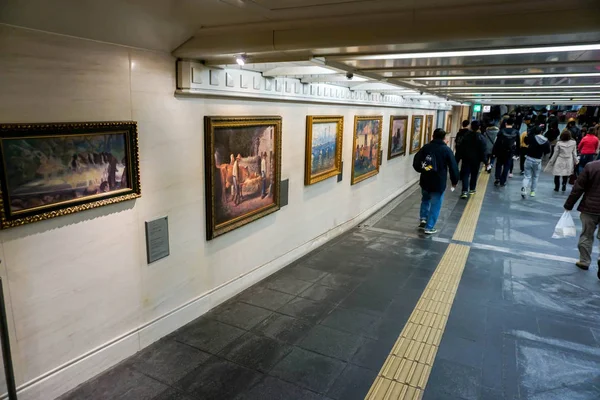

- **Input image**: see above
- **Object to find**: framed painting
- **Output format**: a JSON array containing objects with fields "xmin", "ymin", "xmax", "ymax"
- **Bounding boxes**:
[
  {"xmin": 387, "ymin": 116, "xmax": 408, "ymax": 160},
  {"xmin": 305, "ymin": 116, "xmax": 343, "ymax": 185},
  {"xmin": 0, "ymin": 121, "xmax": 140, "ymax": 229},
  {"xmin": 410, "ymin": 115, "xmax": 424, "ymax": 154},
  {"xmin": 425, "ymin": 114, "xmax": 434, "ymax": 143},
  {"xmin": 204, "ymin": 116, "xmax": 282, "ymax": 240},
  {"xmin": 351, "ymin": 116, "xmax": 383, "ymax": 185},
  {"xmin": 446, "ymin": 113, "xmax": 453, "ymax": 133}
]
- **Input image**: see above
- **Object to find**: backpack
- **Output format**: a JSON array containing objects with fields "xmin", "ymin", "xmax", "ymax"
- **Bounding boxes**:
[{"xmin": 500, "ymin": 131, "xmax": 517, "ymax": 155}]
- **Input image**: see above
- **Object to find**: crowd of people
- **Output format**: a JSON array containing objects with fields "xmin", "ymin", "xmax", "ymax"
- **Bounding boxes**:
[{"xmin": 413, "ymin": 112, "xmax": 600, "ymax": 278}]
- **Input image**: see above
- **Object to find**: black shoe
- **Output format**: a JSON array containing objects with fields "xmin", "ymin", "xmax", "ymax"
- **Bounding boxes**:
[
  {"xmin": 500, "ymin": 183, "xmax": 506, "ymax": 187},
  {"xmin": 460, "ymin": 192, "xmax": 468, "ymax": 199},
  {"xmin": 418, "ymin": 220, "xmax": 427, "ymax": 230},
  {"xmin": 562, "ymin": 185, "xmax": 567, "ymax": 192},
  {"xmin": 520, "ymin": 171, "xmax": 525, "ymax": 175},
  {"xmin": 576, "ymin": 262, "xmax": 589, "ymax": 271},
  {"xmin": 554, "ymin": 187, "xmax": 559, "ymax": 192},
  {"xmin": 494, "ymin": 180, "xmax": 500, "ymax": 186}
]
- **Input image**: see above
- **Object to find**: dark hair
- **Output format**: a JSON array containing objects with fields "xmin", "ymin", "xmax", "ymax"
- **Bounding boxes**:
[
  {"xmin": 560, "ymin": 130, "xmax": 572, "ymax": 141},
  {"xmin": 470, "ymin": 120, "xmax": 480, "ymax": 132},
  {"xmin": 433, "ymin": 128, "xmax": 447, "ymax": 140},
  {"xmin": 462, "ymin": 120, "xmax": 470, "ymax": 128},
  {"xmin": 537, "ymin": 114, "xmax": 547, "ymax": 125},
  {"xmin": 506, "ymin": 117, "xmax": 515, "ymax": 125}
]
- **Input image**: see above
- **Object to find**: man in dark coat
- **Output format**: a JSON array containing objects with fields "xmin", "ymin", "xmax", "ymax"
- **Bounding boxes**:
[
  {"xmin": 455, "ymin": 120, "xmax": 488, "ymax": 199},
  {"xmin": 565, "ymin": 160, "xmax": 600, "ymax": 277},
  {"xmin": 493, "ymin": 118, "xmax": 520, "ymax": 187},
  {"xmin": 413, "ymin": 128, "xmax": 459, "ymax": 235}
]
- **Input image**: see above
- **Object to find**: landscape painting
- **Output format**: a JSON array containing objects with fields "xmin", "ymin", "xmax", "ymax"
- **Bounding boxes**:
[
  {"xmin": 0, "ymin": 121, "xmax": 141, "ymax": 229},
  {"xmin": 305, "ymin": 116, "xmax": 343, "ymax": 185},
  {"xmin": 388, "ymin": 116, "xmax": 408, "ymax": 160},
  {"xmin": 425, "ymin": 115, "xmax": 434, "ymax": 143},
  {"xmin": 410, "ymin": 115, "xmax": 424, "ymax": 154},
  {"xmin": 351, "ymin": 116, "xmax": 383, "ymax": 185},
  {"xmin": 204, "ymin": 116, "xmax": 281, "ymax": 239}
]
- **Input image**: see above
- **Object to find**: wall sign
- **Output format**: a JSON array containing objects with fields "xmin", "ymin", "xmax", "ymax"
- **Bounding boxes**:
[{"xmin": 145, "ymin": 217, "xmax": 170, "ymax": 264}]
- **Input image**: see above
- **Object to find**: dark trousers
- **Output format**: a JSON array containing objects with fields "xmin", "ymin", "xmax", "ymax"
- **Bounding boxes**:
[
  {"xmin": 509, "ymin": 158, "xmax": 514, "ymax": 174},
  {"xmin": 494, "ymin": 158, "xmax": 511, "ymax": 185},
  {"xmin": 520, "ymin": 149, "xmax": 527, "ymax": 172},
  {"xmin": 461, "ymin": 162, "xmax": 480, "ymax": 192},
  {"xmin": 554, "ymin": 176, "xmax": 568, "ymax": 190},
  {"xmin": 579, "ymin": 154, "xmax": 595, "ymax": 173}
]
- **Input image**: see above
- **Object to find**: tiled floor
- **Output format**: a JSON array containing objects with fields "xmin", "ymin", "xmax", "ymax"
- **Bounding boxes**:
[{"xmin": 59, "ymin": 167, "xmax": 600, "ymax": 400}]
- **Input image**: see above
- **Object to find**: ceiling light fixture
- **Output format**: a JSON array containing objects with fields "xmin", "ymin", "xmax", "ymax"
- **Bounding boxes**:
[
  {"xmin": 335, "ymin": 43, "xmax": 600, "ymax": 61},
  {"xmin": 236, "ymin": 54, "xmax": 246, "ymax": 66},
  {"xmin": 428, "ymin": 85, "xmax": 600, "ymax": 91},
  {"xmin": 409, "ymin": 72, "xmax": 600, "ymax": 81},
  {"xmin": 453, "ymin": 91, "xmax": 600, "ymax": 96}
]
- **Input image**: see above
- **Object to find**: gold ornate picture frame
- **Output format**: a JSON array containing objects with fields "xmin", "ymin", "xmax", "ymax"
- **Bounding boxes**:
[
  {"xmin": 351, "ymin": 116, "xmax": 383, "ymax": 185},
  {"xmin": 410, "ymin": 115, "xmax": 424, "ymax": 154},
  {"xmin": 425, "ymin": 114, "xmax": 434, "ymax": 143},
  {"xmin": 388, "ymin": 115, "xmax": 409, "ymax": 160},
  {"xmin": 0, "ymin": 121, "xmax": 141, "ymax": 229},
  {"xmin": 305, "ymin": 116, "xmax": 344, "ymax": 185},
  {"xmin": 204, "ymin": 116, "xmax": 282, "ymax": 240}
]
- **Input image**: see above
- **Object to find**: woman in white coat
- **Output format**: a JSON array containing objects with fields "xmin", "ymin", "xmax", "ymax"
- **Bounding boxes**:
[{"xmin": 547, "ymin": 130, "xmax": 578, "ymax": 192}]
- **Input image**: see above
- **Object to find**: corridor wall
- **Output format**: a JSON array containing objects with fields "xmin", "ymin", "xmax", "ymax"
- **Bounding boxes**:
[{"xmin": 0, "ymin": 24, "xmax": 446, "ymax": 399}]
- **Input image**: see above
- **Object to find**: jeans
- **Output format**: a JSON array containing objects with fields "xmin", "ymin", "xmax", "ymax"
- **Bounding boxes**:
[
  {"xmin": 578, "ymin": 212, "xmax": 600, "ymax": 266},
  {"xmin": 494, "ymin": 158, "xmax": 512, "ymax": 185},
  {"xmin": 520, "ymin": 149, "xmax": 527, "ymax": 172},
  {"xmin": 460, "ymin": 162, "xmax": 480, "ymax": 192},
  {"xmin": 420, "ymin": 189, "xmax": 444, "ymax": 230},
  {"xmin": 579, "ymin": 154, "xmax": 595, "ymax": 173},
  {"xmin": 522, "ymin": 157, "xmax": 542, "ymax": 191}
]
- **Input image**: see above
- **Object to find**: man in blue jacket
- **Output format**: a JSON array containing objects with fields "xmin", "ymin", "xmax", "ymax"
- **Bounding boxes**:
[{"xmin": 413, "ymin": 128, "xmax": 460, "ymax": 234}]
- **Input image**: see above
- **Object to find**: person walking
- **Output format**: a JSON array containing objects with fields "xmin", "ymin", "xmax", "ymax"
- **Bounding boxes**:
[
  {"xmin": 567, "ymin": 118, "xmax": 583, "ymax": 145},
  {"xmin": 546, "ymin": 130, "xmax": 578, "ymax": 192},
  {"xmin": 564, "ymin": 160, "xmax": 600, "ymax": 277},
  {"xmin": 521, "ymin": 125, "xmax": 551, "ymax": 198},
  {"xmin": 578, "ymin": 127, "xmax": 599, "ymax": 173},
  {"xmin": 545, "ymin": 121, "xmax": 560, "ymax": 159},
  {"xmin": 413, "ymin": 128, "xmax": 459, "ymax": 235},
  {"xmin": 493, "ymin": 117, "xmax": 520, "ymax": 187},
  {"xmin": 483, "ymin": 121, "xmax": 499, "ymax": 173},
  {"xmin": 456, "ymin": 120, "xmax": 487, "ymax": 199},
  {"xmin": 454, "ymin": 120, "xmax": 470, "ymax": 157}
]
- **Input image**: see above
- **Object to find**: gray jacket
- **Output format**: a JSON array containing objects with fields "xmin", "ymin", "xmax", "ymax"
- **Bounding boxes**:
[{"xmin": 483, "ymin": 126, "xmax": 499, "ymax": 156}]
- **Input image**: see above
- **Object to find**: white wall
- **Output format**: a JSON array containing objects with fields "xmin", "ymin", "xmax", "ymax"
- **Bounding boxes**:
[{"xmin": 0, "ymin": 24, "xmax": 443, "ymax": 399}]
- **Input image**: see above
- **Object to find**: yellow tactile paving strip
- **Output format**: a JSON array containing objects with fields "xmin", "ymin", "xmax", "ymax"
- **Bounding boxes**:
[
  {"xmin": 452, "ymin": 172, "xmax": 490, "ymax": 243},
  {"xmin": 365, "ymin": 172, "xmax": 488, "ymax": 400}
]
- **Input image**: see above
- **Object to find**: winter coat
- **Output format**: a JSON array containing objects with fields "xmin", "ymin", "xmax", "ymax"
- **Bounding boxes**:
[
  {"xmin": 565, "ymin": 160, "xmax": 600, "ymax": 215},
  {"xmin": 456, "ymin": 130, "xmax": 487, "ymax": 166},
  {"xmin": 524, "ymin": 130, "xmax": 551, "ymax": 159},
  {"xmin": 548, "ymin": 140, "xmax": 577, "ymax": 177},
  {"xmin": 482, "ymin": 126, "xmax": 499, "ymax": 156},
  {"xmin": 412, "ymin": 139, "xmax": 459, "ymax": 193},
  {"xmin": 492, "ymin": 128, "xmax": 520, "ymax": 161}
]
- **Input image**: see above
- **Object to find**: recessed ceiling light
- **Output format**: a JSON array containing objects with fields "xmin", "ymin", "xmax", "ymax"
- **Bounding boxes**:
[
  {"xmin": 236, "ymin": 54, "xmax": 246, "ymax": 66},
  {"xmin": 331, "ymin": 44, "xmax": 600, "ymax": 61},
  {"xmin": 409, "ymin": 73, "xmax": 600, "ymax": 81}
]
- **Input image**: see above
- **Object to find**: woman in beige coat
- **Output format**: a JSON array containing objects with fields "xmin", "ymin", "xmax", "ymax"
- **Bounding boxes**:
[{"xmin": 547, "ymin": 130, "xmax": 578, "ymax": 192}]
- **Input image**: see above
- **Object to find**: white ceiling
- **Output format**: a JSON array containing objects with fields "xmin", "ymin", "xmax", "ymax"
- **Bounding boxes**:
[{"xmin": 1, "ymin": 0, "xmax": 599, "ymax": 105}]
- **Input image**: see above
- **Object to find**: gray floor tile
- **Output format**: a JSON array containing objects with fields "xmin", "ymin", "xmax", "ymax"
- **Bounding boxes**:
[
  {"xmin": 327, "ymin": 364, "xmax": 377, "ymax": 400},
  {"xmin": 174, "ymin": 357, "xmax": 263, "ymax": 400},
  {"xmin": 152, "ymin": 388, "xmax": 196, "ymax": 400},
  {"xmin": 339, "ymin": 291, "xmax": 392, "ymax": 316},
  {"xmin": 318, "ymin": 273, "xmax": 363, "ymax": 290},
  {"xmin": 278, "ymin": 297, "xmax": 336, "ymax": 322},
  {"xmin": 129, "ymin": 340, "xmax": 210, "ymax": 384},
  {"xmin": 436, "ymin": 333, "xmax": 484, "ymax": 369},
  {"xmin": 351, "ymin": 337, "xmax": 393, "ymax": 371},
  {"xmin": 537, "ymin": 317, "xmax": 599, "ymax": 347},
  {"xmin": 252, "ymin": 312, "xmax": 314, "ymax": 344},
  {"xmin": 237, "ymin": 286, "xmax": 294, "ymax": 311},
  {"xmin": 299, "ymin": 325, "xmax": 362, "ymax": 361},
  {"xmin": 298, "ymin": 284, "xmax": 350, "ymax": 304},
  {"xmin": 58, "ymin": 365, "xmax": 169, "ymax": 400},
  {"xmin": 267, "ymin": 276, "xmax": 316, "ymax": 295},
  {"xmin": 235, "ymin": 376, "xmax": 327, "ymax": 400},
  {"xmin": 320, "ymin": 308, "xmax": 380, "ymax": 337},
  {"xmin": 279, "ymin": 266, "xmax": 328, "ymax": 283},
  {"xmin": 270, "ymin": 348, "xmax": 346, "ymax": 394},
  {"xmin": 218, "ymin": 331, "xmax": 292, "ymax": 372},
  {"xmin": 423, "ymin": 359, "xmax": 481, "ymax": 400},
  {"xmin": 210, "ymin": 301, "xmax": 273, "ymax": 330},
  {"xmin": 174, "ymin": 318, "xmax": 245, "ymax": 354}
]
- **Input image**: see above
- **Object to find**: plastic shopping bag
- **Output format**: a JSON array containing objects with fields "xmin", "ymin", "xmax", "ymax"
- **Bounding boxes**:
[{"xmin": 552, "ymin": 211, "xmax": 576, "ymax": 239}]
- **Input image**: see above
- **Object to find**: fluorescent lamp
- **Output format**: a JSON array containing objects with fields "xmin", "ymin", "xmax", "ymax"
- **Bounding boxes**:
[
  {"xmin": 455, "ymin": 92, "xmax": 600, "ymax": 96},
  {"xmin": 429, "ymin": 85, "xmax": 600, "ymax": 91},
  {"xmin": 236, "ymin": 54, "xmax": 246, "ymax": 66},
  {"xmin": 334, "ymin": 44, "xmax": 600, "ymax": 61},
  {"xmin": 409, "ymin": 73, "xmax": 600, "ymax": 81}
]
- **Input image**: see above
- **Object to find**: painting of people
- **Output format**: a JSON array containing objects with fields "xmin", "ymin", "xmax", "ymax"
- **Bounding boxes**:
[
  {"xmin": 425, "ymin": 115, "xmax": 434, "ymax": 143},
  {"xmin": 0, "ymin": 121, "xmax": 141, "ymax": 229},
  {"xmin": 410, "ymin": 115, "xmax": 424, "ymax": 154},
  {"xmin": 388, "ymin": 116, "xmax": 408, "ymax": 160},
  {"xmin": 305, "ymin": 116, "xmax": 343, "ymax": 185},
  {"xmin": 351, "ymin": 116, "xmax": 383, "ymax": 185},
  {"xmin": 204, "ymin": 116, "xmax": 281, "ymax": 239}
]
